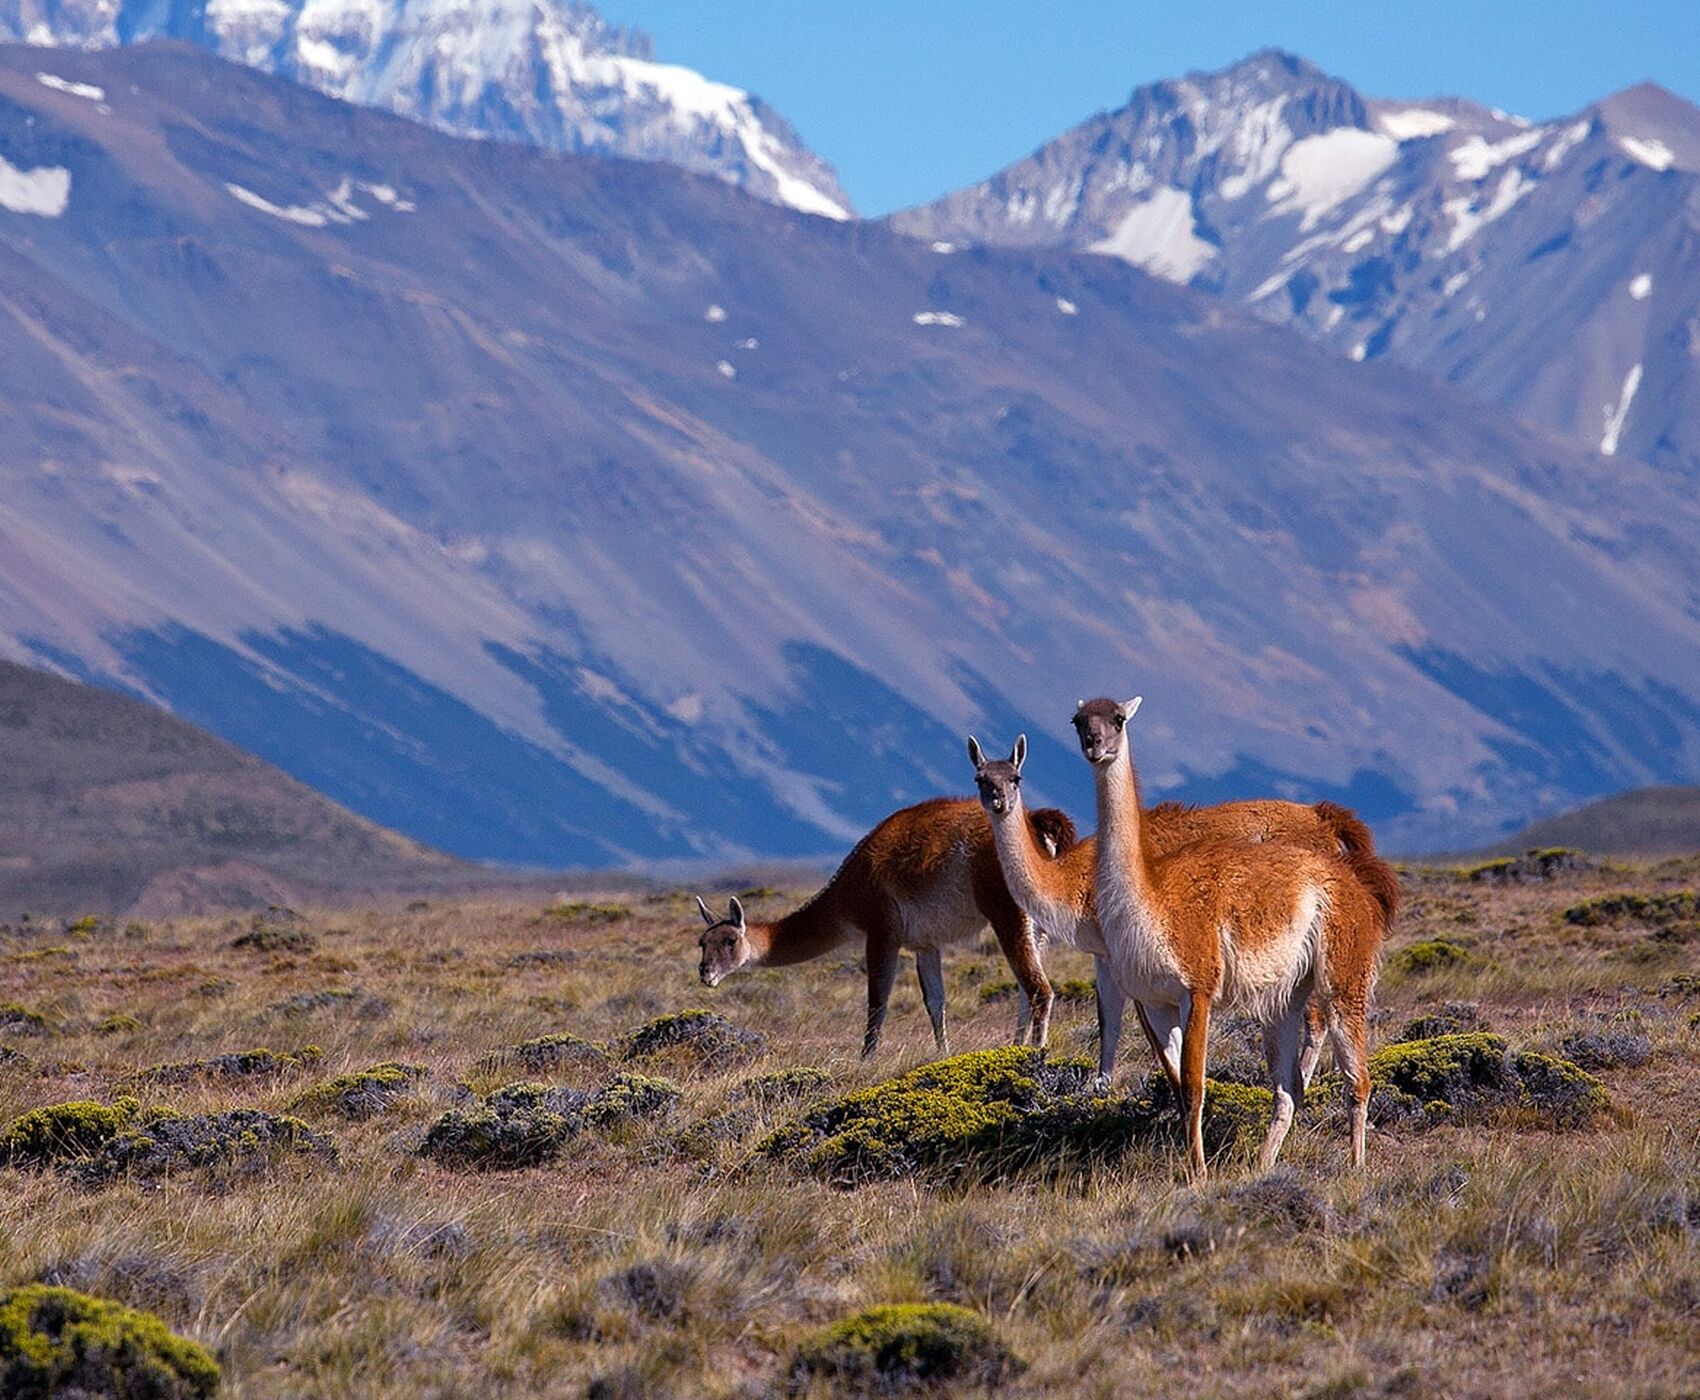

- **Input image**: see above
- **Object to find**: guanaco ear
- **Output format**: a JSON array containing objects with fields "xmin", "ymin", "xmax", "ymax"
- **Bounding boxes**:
[
  {"xmin": 1076, "ymin": 699, "xmax": 1086, "ymax": 711},
  {"xmin": 1120, "ymin": 696, "xmax": 1143, "ymax": 720},
  {"xmin": 695, "ymin": 895, "xmax": 717, "ymax": 927},
  {"xmin": 1011, "ymin": 734, "xmax": 1027, "ymax": 772},
  {"xmin": 967, "ymin": 735, "xmax": 986, "ymax": 770},
  {"xmin": 727, "ymin": 895, "xmax": 746, "ymax": 929}
]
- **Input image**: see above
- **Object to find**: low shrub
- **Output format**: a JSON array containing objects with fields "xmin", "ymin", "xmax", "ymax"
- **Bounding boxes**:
[
  {"xmin": 72, "ymin": 1109, "xmax": 336, "ymax": 1185},
  {"xmin": 421, "ymin": 1083, "xmax": 586, "ymax": 1170},
  {"xmin": 1389, "ymin": 939, "xmax": 1474, "ymax": 976},
  {"xmin": 291, "ymin": 1063, "xmax": 425, "ymax": 1119},
  {"xmin": 132, "ymin": 1045, "xmax": 322, "ymax": 1087},
  {"xmin": 1461, "ymin": 849, "xmax": 1583, "ymax": 883},
  {"xmin": 95, "ymin": 1013, "xmax": 143, "ymax": 1036},
  {"xmin": 0, "ymin": 1283, "xmax": 218, "ymax": 1398},
  {"xmin": 587, "ymin": 1073, "xmax": 680, "ymax": 1129},
  {"xmin": 622, "ymin": 1009, "xmax": 764, "ymax": 1071},
  {"xmin": 1368, "ymin": 1033, "xmax": 1609, "ymax": 1128},
  {"xmin": 761, "ymin": 1047, "xmax": 1268, "ymax": 1187},
  {"xmin": 976, "ymin": 978, "xmax": 1017, "ymax": 1004},
  {"xmin": 230, "ymin": 909, "xmax": 317, "ymax": 952},
  {"xmin": 787, "ymin": 1303, "xmax": 1018, "ymax": 1393},
  {"xmin": 0, "ymin": 1003, "xmax": 49, "ymax": 1035},
  {"xmin": 1564, "ymin": 891, "xmax": 1698, "ymax": 928},
  {"xmin": 733, "ymin": 1067, "xmax": 833, "ymax": 1109},
  {"xmin": 1395, "ymin": 1002, "xmax": 1490, "ymax": 1042},
  {"xmin": 478, "ymin": 1032, "xmax": 607, "ymax": 1076},
  {"xmin": 0, "ymin": 1099, "xmax": 138, "ymax": 1167},
  {"xmin": 543, "ymin": 902, "xmax": 627, "ymax": 924}
]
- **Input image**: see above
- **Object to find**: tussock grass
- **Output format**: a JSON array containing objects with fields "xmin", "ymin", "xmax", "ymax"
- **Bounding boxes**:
[{"xmin": 0, "ymin": 862, "xmax": 1693, "ymax": 1394}]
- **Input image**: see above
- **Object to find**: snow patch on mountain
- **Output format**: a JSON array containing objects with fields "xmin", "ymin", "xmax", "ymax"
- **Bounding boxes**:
[
  {"xmin": 1266, "ymin": 129, "xmax": 1398, "ymax": 229},
  {"xmin": 1449, "ymin": 129, "xmax": 1544, "ymax": 181},
  {"xmin": 0, "ymin": 154, "xmax": 70, "ymax": 216},
  {"xmin": 1090, "ymin": 186, "xmax": 1215, "ymax": 281},
  {"xmin": 1379, "ymin": 108, "xmax": 1455, "ymax": 141},
  {"xmin": 1543, "ymin": 119, "xmax": 1592, "ymax": 170},
  {"xmin": 1618, "ymin": 135, "xmax": 1675, "ymax": 171},
  {"xmin": 1601, "ymin": 363, "xmax": 1643, "ymax": 456},
  {"xmin": 913, "ymin": 311, "xmax": 965, "ymax": 327},
  {"xmin": 36, "ymin": 71, "xmax": 102, "ymax": 99}
]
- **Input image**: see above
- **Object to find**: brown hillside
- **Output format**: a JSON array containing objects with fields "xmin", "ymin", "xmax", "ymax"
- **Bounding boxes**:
[
  {"xmin": 0, "ymin": 659, "xmax": 474, "ymax": 917},
  {"xmin": 1482, "ymin": 786, "xmax": 1700, "ymax": 858}
]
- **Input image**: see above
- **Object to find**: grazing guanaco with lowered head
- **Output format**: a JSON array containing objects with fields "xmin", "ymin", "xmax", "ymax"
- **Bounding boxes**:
[
  {"xmin": 694, "ymin": 797, "xmax": 1077, "ymax": 1058},
  {"xmin": 1072, "ymin": 696, "xmax": 1386, "ymax": 1177},
  {"xmin": 969, "ymin": 737, "xmax": 1397, "ymax": 1093}
]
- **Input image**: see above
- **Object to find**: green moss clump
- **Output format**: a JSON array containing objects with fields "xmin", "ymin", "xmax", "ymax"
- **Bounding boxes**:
[
  {"xmin": 1564, "ymin": 890, "xmax": 1698, "ymax": 928},
  {"xmin": 0, "ymin": 1099, "xmax": 138, "ymax": 1168},
  {"xmin": 95, "ymin": 1013, "xmax": 142, "ymax": 1036},
  {"xmin": 0, "ymin": 1003, "xmax": 49, "ymax": 1035},
  {"xmin": 622, "ymin": 1009, "xmax": 765, "ymax": 1071},
  {"xmin": 543, "ymin": 901, "xmax": 627, "ymax": 924},
  {"xmin": 72, "ymin": 1109, "xmax": 336, "ymax": 1185},
  {"xmin": 0, "ymin": 1283, "xmax": 218, "ymax": 1398},
  {"xmin": 588, "ymin": 1073, "xmax": 680, "ymax": 1129},
  {"xmin": 1389, "ymin": 939, "xmax": 1474, "ymax": 975},
  {"xmin": 1368, "ymin": 1033, "xmax": 1609, "ymax": 1128},
  {"xmin": 976, "ymin": 978, "xmax": 1017, "ymax": 1004},
  {"xmin": 291, "ymin": 1063, "xmax": 424, "ymax": 1120},
  {"xmin": 734, "ymin": 1067, "xmax": 833, "ymax": 1110},
  {"xmin": 479, "ymin": 1032, "xmax": 607, "ymax": 1076},
  {"xmin": 762, "ymin": 1047, "xmax": 1266, "ymax": 1187},
  {"xmin": 1054, "ymin": 978, "xmax": 1096, "ymax": 1003},
  {"xmin": 421, "ymin": 1083, "xmax": 587, "ymax": 1171},
  {"xmin": 1509, "ymin": 1050, "xmax": 1612, "ymax": 1124},
  {"xmin": 787, "ymin": 1303, "xmax": 1019, "ymax": 1392},
  {"xmin": 1394, "ymin": 1002, "xmax": 1490, "ymax": 1043}
]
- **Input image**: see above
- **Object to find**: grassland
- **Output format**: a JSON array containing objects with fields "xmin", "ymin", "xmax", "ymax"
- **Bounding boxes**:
[{"xmin": 0, "ymin": 856, "xmax": 1697, "ymax": 1398}]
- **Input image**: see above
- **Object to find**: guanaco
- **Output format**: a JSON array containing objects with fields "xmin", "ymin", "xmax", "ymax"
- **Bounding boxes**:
[
  {"xmin": 694, "ymin": 798, "xmax": 1076, "ymax": 1057},
  {"xmin": 1065, "ymin": 697, "xmax": 1385, "ymax": 1176},
  {"xmin": 969, "ymin": 739, "xmax": 1397, "ymax": 1094}
]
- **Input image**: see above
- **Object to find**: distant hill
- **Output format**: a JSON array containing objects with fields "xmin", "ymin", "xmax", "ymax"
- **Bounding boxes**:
[
  {"xmin": 0, "ymin": 658, "xmax": 480, "ymax": 917},
  {"xmin": 1478, "ymin": 786, "xmax": 1700, "ymax": 858}
]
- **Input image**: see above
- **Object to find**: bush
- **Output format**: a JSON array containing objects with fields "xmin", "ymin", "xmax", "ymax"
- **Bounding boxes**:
[
  {"xmin": 1368, "ymin": 1033, "xmax": 1609, "ymax": 1128},
  {"xmin": 761, "ymin": 1047, "xmax": 1267, "ymax": 1187},
  {"xmin": 587, "ymin": 1073, "xmax": 680, "ymax": 1129},
  {"xmin": 291, "ymin": 1063, "xmax": 425, "ymax": 1119},
  {"xmin": 543, "ymin": 902, "xmax": 627, "ymax": 924},
  {"xmin": 133, "ymin": 1045, "xmax": 322, "ymax": 1086},
  {"xmin": 1564, "ymin": 891, "xmax": 1698, "ymax": 928},
  {"xmin": 72, "ymin": 1109, "xmax": 336, "ymax": 1185},
  {"xmin": 622, "ymin": 1010, "xmax": 765, "ymax": 1071},
  {"xmin": 96, "ymin": 1013, "xmax": 143, "ymax": 1036},
  {"xmin": 0, "ymin": 1100, "xmax": 138, "ymax": 1168},
  {"xmin": 0, "ymin": 1283, "xmax": 218, "ymax": 1398},
  {"xmin": 0, "ymin": 1003, "xmax": 49, "ymax": 1035},
  {"xmin": 230, "ymin": 908, "xmax": 318, "ymax": 952},
  {"xmin": 421, "ymin": 1083, "xmax": 586, "ymax": 1171},
  {"xmin": 1395, "ymin": 1002, "xmax": 1490, "ymax": 1042},
  {"xmin": 787, "ymin": 1303, "xmax": 1018, "ymax": 1393},
  {"xmin": 1389, "ymin": 939, "xmax": 1474, "ymax": 975},
  {"xmin": 1461, "ymin": 849, "xmax": 1583, "ymax": 883},
  {"xmin": 733, "ymin": 1067, "xmax": 833, "ymax": 1110}
]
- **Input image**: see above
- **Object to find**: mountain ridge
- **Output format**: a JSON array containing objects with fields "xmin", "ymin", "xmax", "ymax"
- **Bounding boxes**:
[
  {"xmin": 892, "ymin": 49, "xmax": 1700, "ymax": 475},
  {"xmin": 4, "ymin": 43, "xmax": 1700, "ymax": 864},
  {"xmin": 0, "ymin": 0, "xmax": 853, "ymax": 218}
]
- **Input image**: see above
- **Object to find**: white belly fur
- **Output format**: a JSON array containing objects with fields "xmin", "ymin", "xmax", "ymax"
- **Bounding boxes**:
[
  {"xmin": 1220, "ymin": 884, "xmax": 1326, "ymax": 1022},
  {"xmin": 894, "ymin": 846, "xmax": 988, "ymax": 951}
]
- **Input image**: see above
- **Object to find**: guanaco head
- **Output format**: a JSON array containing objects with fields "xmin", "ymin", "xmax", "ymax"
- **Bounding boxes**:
[
  {"xmin": 1072, "ymin": 696, "xmax": 1143, "ymax": 765},
  {"xmin": 968, "ymin": 733, "xmax": 1027, "ymax": 818},
  {"xmin": 694, "ymin": 895, "xmax": 749, "ymax": 987}
]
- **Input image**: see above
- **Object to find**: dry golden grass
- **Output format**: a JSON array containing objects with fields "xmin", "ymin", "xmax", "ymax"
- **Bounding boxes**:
[{"xmin": 1, "ymin": 860, "xmax": 1697, "ymax": 1398}]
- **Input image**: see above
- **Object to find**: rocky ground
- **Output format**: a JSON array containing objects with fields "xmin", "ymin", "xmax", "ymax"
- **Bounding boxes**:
[{"xmin": 0, "ymin": 853, "xmax": 1695, "ymax": 1397}]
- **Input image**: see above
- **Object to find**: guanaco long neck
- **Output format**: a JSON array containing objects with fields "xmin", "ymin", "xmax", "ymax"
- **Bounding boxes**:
[
  {"xmin": 990, "ymin": 798, "xmax": 1097, "ymax": 948},
  {"xmin": 744, "ymin": 880, "xmax": 854, "ymax": 968},
  {"xmin": 1093, "ymin": 746, "xmax": 1166, "ymax": 951}
]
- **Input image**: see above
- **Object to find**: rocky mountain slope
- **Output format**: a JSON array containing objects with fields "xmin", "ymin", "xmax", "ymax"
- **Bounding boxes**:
[
  {"xmin": 0, "ymin": 0, "xmax": 852, "ymax": 218},
  {"xmin": 0, "ymin": 658, "xmax": 475, "ymax": 917},
  {"xmin": 4, "ymin": 44, "xmax": 1700, "ymax": 863},
  {"xmin": 892, "ymin": 51, "xmax": 1700, "ymax": 474}
]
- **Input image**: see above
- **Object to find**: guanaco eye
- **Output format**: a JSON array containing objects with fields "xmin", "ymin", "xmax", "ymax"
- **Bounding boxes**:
[{"xmin": 1113, "ymin": 715, "xmax": 1125, "ymax": 729}]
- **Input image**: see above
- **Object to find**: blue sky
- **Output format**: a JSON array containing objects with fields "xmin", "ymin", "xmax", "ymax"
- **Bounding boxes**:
[{"xmin": 600, "ymin": 1, "xmax": 1700, "ymax": 215}]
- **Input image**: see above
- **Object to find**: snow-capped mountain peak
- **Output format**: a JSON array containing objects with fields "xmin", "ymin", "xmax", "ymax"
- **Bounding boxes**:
[
  {"xmin": 2, "ymin": 0, "xmax": 854, "ymax": 219},
  {"xmin": 892, "ymin": 52, "xmax": 1700, "ymax": 475}
]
